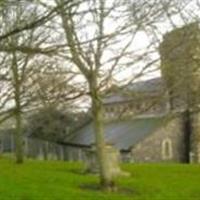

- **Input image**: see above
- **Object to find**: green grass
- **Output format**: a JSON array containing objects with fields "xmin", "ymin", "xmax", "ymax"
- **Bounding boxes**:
[{"xmin": 0, "ymin": 157, "xmax": 199, "ymax": 200}]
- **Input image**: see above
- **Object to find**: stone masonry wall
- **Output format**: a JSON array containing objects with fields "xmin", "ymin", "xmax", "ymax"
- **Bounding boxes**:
[{"xmin": 131, "ymin": 116, "xmax": 186, "ymax": 163}]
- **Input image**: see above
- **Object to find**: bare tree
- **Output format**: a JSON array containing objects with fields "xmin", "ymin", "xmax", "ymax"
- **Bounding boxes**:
[
  {"xmin": 0, "ymin": 2, "xmax": 81, "ymax": 163},
  {"xmin": 51, "ymin": 0, "xmax": 190, "ymax": 190}
]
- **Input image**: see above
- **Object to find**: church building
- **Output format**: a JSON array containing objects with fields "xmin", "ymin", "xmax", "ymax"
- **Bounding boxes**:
[{"xmin": 68, "ymin": 23, "xmax": 200, "ymax": 163}]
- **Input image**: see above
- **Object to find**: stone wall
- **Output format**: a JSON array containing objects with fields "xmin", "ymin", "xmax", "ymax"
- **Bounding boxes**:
[{"xmin": 131, "ymin": 115, "xmax": 186, "ymax": 162}]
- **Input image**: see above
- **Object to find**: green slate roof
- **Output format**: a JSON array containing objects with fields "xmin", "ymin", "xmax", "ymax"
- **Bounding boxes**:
[{"xmin": 69, "ymin": 116, "xmax": 167, "ymax": 150}]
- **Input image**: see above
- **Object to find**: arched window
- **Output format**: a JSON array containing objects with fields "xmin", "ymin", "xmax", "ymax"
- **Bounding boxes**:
[{"xmin": 161, "ymin": 138, "xmax": 173, "ymax": 160}]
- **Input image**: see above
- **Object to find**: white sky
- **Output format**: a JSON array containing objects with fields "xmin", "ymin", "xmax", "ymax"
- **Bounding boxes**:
[
  {"xmin": 38, "ymin": 0, "xmax": 200, "ymax": 83},
  {"xmin": 1, "ymin": 0, "xmax": 200, "ymax": 111}
]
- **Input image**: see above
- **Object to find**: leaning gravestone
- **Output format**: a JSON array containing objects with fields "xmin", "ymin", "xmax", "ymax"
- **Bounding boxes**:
[
  {"xmin": 85, "ymin": 145, "xmax": 98, "ymax": 173},
  {"xmin": 85, "ymin": 144, "xmax": 130, "ymax": 177}
]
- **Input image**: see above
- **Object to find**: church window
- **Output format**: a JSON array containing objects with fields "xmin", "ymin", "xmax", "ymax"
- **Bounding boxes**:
[{"xmin": 161, "ymin": 138, "xmax": 173, "ymax": 160}]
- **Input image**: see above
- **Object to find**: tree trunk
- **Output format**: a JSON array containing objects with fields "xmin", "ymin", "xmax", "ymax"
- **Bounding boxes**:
[
  {"xmin": 14, "ymin": 106, "xmax": 24, "ymax": 164},
  {"xmin": 183, "ymin": 109, "xmax": 191, "ymax": 163},
  {"xmin": 89, "ymin": 79, "xmax": 115, "ymax": 190},
  {"xmin": 13, "ymin": 52, "xmax": 24, "ymax": 164}
]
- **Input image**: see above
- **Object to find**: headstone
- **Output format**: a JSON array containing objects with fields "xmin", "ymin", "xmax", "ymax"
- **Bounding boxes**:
[
  {"xmin": 85, "ymin": 145, "xmax": 98, "ymax": 173},
  {"xmin": 38, "ymin": 147, "xmax": 44, "ymax": 160},
  {"xmin": 85, "ymin": 144, "xmax": 130, "ymax": 177}
]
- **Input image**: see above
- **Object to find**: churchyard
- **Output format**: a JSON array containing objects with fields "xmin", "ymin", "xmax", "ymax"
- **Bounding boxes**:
[
  {"xmin": 0, "ymin": 0, "xmax": 200, "ymax": 199},
  {"xmin": 0, "ymin": 156, "xmax": 199, "ymax": 200}
]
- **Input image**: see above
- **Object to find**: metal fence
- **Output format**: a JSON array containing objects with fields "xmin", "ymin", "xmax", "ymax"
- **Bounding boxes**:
[{"xmin": 0, "ymin": 132, "xmax": 89, "ymax": 161}]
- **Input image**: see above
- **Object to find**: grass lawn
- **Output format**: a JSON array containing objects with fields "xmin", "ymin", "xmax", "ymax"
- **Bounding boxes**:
[{"xmin": 0, "ymin": 157, "xmax": 199, "ymax": 200}]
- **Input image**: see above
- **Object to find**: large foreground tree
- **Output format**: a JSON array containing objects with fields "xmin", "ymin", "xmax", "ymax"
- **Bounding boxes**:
[{"xmin": 53, "ymin": 0, "xmax": 190, "ymax": 189}]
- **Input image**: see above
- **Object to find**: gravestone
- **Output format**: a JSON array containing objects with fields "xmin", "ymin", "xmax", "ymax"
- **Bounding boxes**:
[
  {"xmin": 85, "ymin": 145, "xmax": 99, "ymax": 173},
  {"xmin": 85, "ymin": 144, "xmax": 130, "ymax": 177}
]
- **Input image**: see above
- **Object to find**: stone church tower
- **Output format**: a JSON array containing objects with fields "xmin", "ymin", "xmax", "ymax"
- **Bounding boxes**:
[{"xmin": 159, "ymin": 23, "xmax": 200, "ymax": 163}]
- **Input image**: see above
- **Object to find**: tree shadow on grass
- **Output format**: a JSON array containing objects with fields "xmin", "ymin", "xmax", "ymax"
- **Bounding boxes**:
[
  {"xmin": 79, "ymin": 182, "xmax": 138, "ymax": 196},
  {"xmin": 68, "ymin": 168, "xmax": 92, "ymax": 176},
  {"xmin": 46, "ymin": 166, "xmax": 87, "ymax": 175}
]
